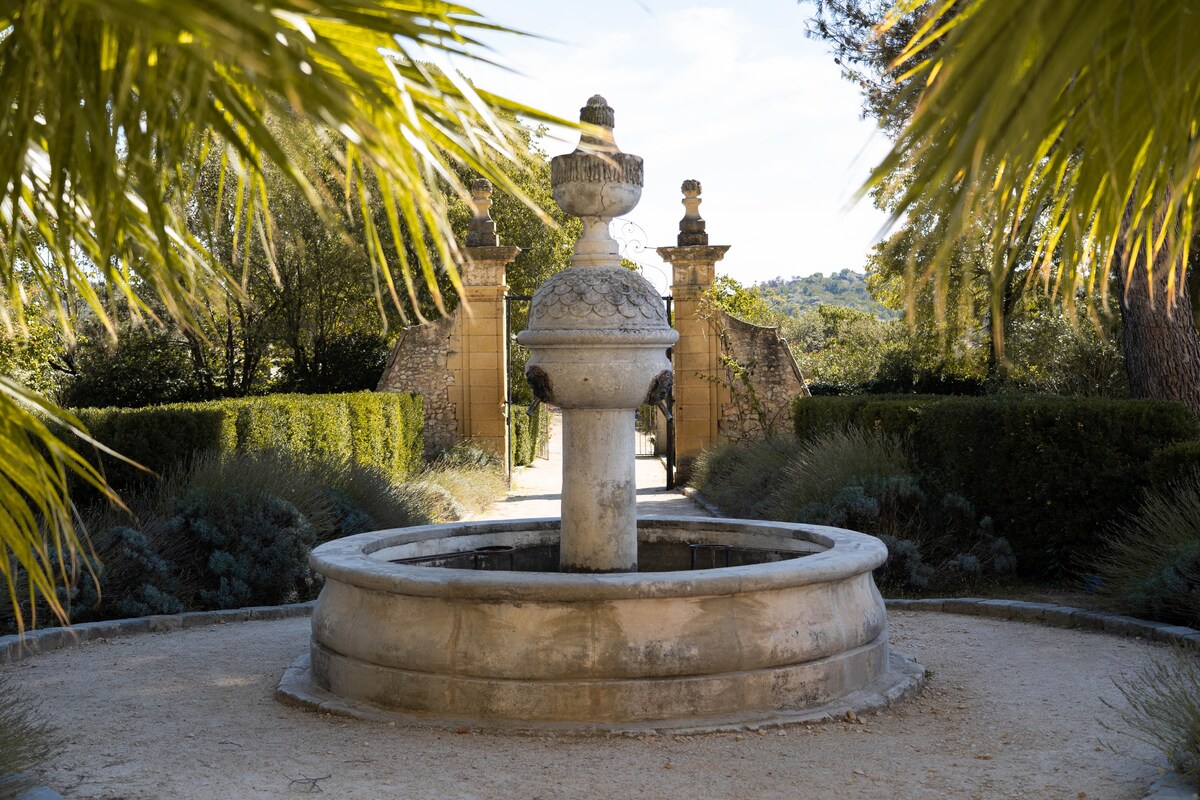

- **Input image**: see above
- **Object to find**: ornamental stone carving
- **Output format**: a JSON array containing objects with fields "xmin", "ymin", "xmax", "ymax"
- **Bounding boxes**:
[
  {"xmin": 548, "ymin": 96, "xmax": 645, "ymax": 270},
  {"xmin": 517, "ymin": 95, "xmax": 677, "ymax": 573},
  {"xmin": 527, "ymin": 266, "xmax": 668, "ymax": 330}
]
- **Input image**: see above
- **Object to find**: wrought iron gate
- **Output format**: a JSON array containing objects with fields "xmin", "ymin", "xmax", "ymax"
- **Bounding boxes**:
[{"xmin": 506, "ymin": 292, "xmax": 675, "ymax": 488}]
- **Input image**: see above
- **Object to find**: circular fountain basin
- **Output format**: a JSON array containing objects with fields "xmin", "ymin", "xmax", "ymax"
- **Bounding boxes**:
[{"xmin": 279, "ymin": 516, "xmax": 923, "ymax": 733}]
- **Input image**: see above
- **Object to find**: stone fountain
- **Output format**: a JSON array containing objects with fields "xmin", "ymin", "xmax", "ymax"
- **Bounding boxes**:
[{"xmin": 277, "ymin": 96, "xmax": 923, "ymax": 733}]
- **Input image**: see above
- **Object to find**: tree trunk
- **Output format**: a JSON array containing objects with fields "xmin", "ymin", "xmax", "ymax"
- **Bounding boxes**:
[{"xmin": 1117, "ymin": 228, "xmax": 1200, "ymax": 415}]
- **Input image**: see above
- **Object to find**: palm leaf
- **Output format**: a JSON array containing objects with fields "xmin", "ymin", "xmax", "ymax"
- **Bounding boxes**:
[
  {"xmin": 0, "ymin": 0, "xmax": 569, "ymax": 629},
  {"xmin": 871, "ymin": 0, "xmax": 1200, "ymax": 315}
]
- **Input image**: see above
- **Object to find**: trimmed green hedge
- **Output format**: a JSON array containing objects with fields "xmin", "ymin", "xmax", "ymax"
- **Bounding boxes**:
[
  {"xmin": 792, "ymin": 394, "xmax": 1200, "ymax": 577},
  {"xmin": 510, "ymin": 403, "xmax": 550, "ymax": 467},
  {"xmin": 75, "ymin": 391, "xmax": 423, "ymax": 490}
]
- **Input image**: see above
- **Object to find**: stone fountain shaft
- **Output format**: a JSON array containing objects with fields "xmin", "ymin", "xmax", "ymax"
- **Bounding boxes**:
[{"xmin": 562, "ymin": 408, "xmax": 637, "ymax": 571}]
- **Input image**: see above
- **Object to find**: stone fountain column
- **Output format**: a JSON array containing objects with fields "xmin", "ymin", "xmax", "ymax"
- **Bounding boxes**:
[{"xmin": 518, "ymin": 96, "xmax": 678, "ymax": 573}]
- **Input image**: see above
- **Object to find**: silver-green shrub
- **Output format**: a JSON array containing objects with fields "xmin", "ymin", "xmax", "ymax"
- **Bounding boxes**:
[
  {"xmin": 1113, "ymin": 646, "xmax": 1200, "ymax": 785},
  {"xmin": 691, "ymin": 430, "xmax": 1016, "ymax": 591},
  {"xmin": 1092, "ymin": 474, "xmax": 1200, "ymax": 627}
]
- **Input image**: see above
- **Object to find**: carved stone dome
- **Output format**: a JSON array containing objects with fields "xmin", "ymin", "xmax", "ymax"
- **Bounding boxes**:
[{"xmin": 526, "ymin": 266, "xmax": 668, "ymax": 331}]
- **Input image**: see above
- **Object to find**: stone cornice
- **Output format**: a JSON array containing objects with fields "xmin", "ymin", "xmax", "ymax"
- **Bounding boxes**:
[
  {"xmin": 463, "ymin": 245, "xmax": 521, "ymax": 263},
  {"xmin": 656, "ymin": 244, "xmax": 731, "ymax": 264}
]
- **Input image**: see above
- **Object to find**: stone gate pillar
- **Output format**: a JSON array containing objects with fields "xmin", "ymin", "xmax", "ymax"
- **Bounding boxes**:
[
  {"xmin": 377, "ymin": 179, "xmax": 518, "ymax": 468},
  {"xmin": 455, "ymin": 179, "xmax": 521, "ymax": 465},
  {"xmin": 656, "ymin": 180, "xmax": 729, "ymax": 475}
]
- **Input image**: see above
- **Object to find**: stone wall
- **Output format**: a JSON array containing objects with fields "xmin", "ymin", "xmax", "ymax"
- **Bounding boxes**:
[
  {"xmin": 717, "ymin": 311, "xmax": 810, "ymax": 440},
  {"xmin": 377, "ymin": 312, "xmax": 459, "ymax": 458}
]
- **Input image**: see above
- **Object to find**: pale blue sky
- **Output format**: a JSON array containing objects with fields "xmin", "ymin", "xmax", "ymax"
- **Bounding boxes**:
[{"xmin": 455, "ymin": 1, "xmax": 891, "ymax": 292}]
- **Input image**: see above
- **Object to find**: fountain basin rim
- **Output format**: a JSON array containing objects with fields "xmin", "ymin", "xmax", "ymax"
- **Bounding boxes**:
[{"xmin": 309, "ymin": 515, "xmax": 887, "ymax": 602}]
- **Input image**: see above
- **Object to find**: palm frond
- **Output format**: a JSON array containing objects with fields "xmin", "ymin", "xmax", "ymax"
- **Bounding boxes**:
[
  {"xmin": 0, "ymin": 0, "xmax": 568, "ymax": 630},
  {"xmin": 0, "ymin": 377, "xmax": 127, "ymax": 633},
  {"xmin": 872, "ymin": 0, "xmax": 1200, "ymax": 314},
  {"xmin": 0, "ymin": 0, "xmax": 569, "ymax": 339}
]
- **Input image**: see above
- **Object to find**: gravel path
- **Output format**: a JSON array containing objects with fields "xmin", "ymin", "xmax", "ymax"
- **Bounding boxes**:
[
  {"xmin": 7, "ymin": 612, "xmax": 1166, "ymax": 799},
  {"xmin": 4, "ymin": 419, "xmax": 1175, "ymax": 798}
]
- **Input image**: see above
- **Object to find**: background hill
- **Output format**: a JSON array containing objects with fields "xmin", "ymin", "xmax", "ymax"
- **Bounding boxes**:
[{"xmin": 757, "ymin": 269, "xmax": 897, "ymax": 319}]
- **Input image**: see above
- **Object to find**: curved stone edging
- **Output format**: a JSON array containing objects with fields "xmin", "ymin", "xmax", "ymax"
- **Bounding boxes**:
[
  {"xmin": 885, "ymin": 598, "xmax": 1200, "ymax": 646},
  {"xmin": 0, "ymin": 601, "xmax": 316, "ymax": 665}
]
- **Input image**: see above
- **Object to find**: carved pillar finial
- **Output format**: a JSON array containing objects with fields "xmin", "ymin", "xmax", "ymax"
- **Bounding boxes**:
[
  {"xmin": 579, "ymin": 94, "xmax": 618, "ymax": 152},
  {"xmin": 678, "ymin": 179, "xmax": 708, "ymax": 246},
  {"xmin": 466, "ymin": 178, "xmax": 500, "ymax": 247}
]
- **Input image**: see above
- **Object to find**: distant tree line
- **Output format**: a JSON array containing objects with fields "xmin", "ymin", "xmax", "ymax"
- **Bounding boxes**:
[{"xmin": 757, "ymin": 270, "xmax": 897, "ymax": 319}]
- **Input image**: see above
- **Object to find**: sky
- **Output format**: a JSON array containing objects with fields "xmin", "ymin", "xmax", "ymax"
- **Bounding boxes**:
[{"xmin": 451, "ymin": 0, "xmax": 893, "ymax": 293}]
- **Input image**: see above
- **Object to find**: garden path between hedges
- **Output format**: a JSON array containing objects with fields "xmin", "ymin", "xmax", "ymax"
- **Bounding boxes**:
[
  {"xmin": 474, "ymin": 411, "xmax": 706, "ymax": 521},
  {"xmin": 4, "ymin": 418, "xmax": 1177, "ymax": 800}
]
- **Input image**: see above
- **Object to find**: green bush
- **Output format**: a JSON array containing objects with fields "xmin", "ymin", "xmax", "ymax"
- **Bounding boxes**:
[
  {"xmin": 792, "ymin": 394, "xmax": 1200, "ymax": 577},
  {"xmin": 67, "ymin": 526, "xmax": 185, "ymax": 620},
  {"xmin": 73, "ymin": 391, "xmax": 423, "ymax": 490},
  {"xmin": 693, "ymin": 437, "xmax": 800, "ymax": 519},
  {"xmin": 1149, "ymin": 441, "xmax": 1200, "ymax": 487},
  {"xmin": 758, "ymin": 429, "xmax": 911, "ymax": 522},
  {"xmin": 7, "ymin": 442, "xmax": 506, "ymax": 633},
  {"xmin": 510, "ymin": 403, "xmax": 549, "ymax": 467},
  {"xmin": 167, "ymin": 487, "xmax": 318, "ymax": 609},
  {"xmin": 60, "ymin": 325, "xmax": 209, "ymax": 409}
]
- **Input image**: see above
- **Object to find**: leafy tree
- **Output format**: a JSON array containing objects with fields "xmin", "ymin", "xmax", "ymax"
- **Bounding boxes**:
[
  {"xmin": 60, "ymin": 325, "xmax": 203, "ymax": 409},
  {"xmin": 705, "ymin": 275, "xmax": 785, "ymax": 328},
  {"xmin": 1003, "ymin": 296, "xmax": 1127, "ymax": 398},
  {"xmin": 0, "ymin": 0, "xmax": 562, "ymax": 631},
  {"xmin": 811, "ymin": 1, "xmax": 1035, "ymax": 376},
  {"xmin": 0, "ymin": 300, "xmax": 66, "ymax": 399},
  {"xmin": 789, "ymin": 305, "xmax": 900, "ymax": 387},
  {"xmin": 190, "ymin": 126, "xmax": 403, "ymax": 397},
  {"xmin": 56, "ymin": 121, "xmax": 572, "ymax": 409}
]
